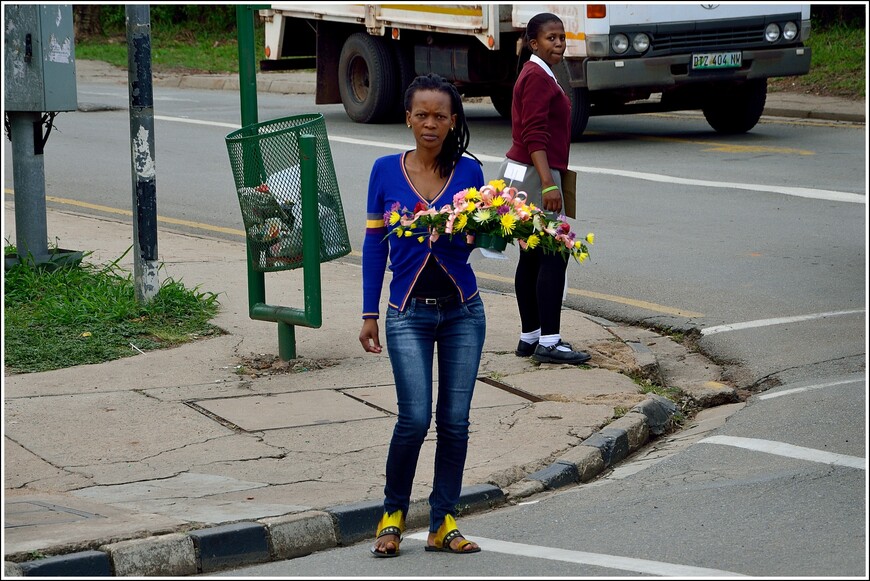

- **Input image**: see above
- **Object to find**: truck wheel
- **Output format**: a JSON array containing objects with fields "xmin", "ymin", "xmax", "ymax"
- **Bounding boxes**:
[
  {"xmin": 703, "ymin": 79, "xmax": 767, "ymax": 134},
  {"xmin": 391, "ymin": 43, "xmax": 416, "ymax": 122},
  {"xmin": 569, "ymin": 87, "xmax": 591, "ymax": 141},
  {"xmin": 551, "ymin": 60, "xmax": 590, "ymax": 141},
  {"xmin": 490, "ymin": 91, "xmax": 513, "ymax": 119},
  {"xmin": 338, "ymin": 33, "xmax": 398, "ymax": 123}
]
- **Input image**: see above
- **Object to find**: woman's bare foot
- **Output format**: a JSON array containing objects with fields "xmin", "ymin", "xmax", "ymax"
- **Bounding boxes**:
[
  {"xmin": 372, "ymin": 533, "xmax": 400, "ymax": 555},
  {"xmin": 426, "ymin": 531, "xmax": 479, "ymax": 552}
]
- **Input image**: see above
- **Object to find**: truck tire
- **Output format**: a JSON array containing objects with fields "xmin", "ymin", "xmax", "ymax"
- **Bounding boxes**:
[
  {"xmin": 338, "ymin": 33, "xmax": 398, "ymax": 124},
  {"xmin": 568, "ymin": 87, "xmax": 591, "ymax": 141},
  {"xmin": 391, "ymin": 43, "xmax": 416, "ymax": 122},
  {"xmin": 551, "ymin": 60, "xmax": 590, "ymax": 141},
  {"xmin": 490, "ymin": 91, "xmax": 513, "ymax": 119},
  {"xmin": 703, "ymin": 79, "xmax": 767, "ymax": 134}
]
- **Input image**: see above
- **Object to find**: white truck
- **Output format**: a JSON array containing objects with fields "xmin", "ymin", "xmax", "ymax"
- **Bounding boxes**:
[{"xmin": 259, "ymin": 3, "xmax": 811, "ymax": 138}]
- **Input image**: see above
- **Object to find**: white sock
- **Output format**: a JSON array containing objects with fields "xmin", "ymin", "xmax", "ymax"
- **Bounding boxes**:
[
  {"xmin": 540, "ymin": 334, "xmax": 572, "ymax": 351},
  {"xmin": 520, "ymin": 329, "xmax": 541, "ymax": 344}
]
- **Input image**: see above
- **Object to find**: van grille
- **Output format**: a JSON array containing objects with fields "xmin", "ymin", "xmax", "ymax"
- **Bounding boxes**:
[{"xmin": 652, "ymin": 25, "xmax": 765, "ymax": 52}]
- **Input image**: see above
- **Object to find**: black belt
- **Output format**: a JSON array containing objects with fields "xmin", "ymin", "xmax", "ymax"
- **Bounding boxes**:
[{"xmin": 414, "ymin": 295, "xmax": 459, "ymax": 306}]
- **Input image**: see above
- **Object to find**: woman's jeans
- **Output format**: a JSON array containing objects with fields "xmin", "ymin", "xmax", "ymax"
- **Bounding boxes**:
[{"xmin": 384, "ymin": 294, "xmax": 486, "ymax": 532}]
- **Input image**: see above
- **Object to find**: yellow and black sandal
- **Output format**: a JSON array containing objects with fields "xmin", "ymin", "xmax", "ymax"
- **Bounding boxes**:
[
  {"xmin": 370, "ymin": 510, "xmax": 405, "ymax": 558},
  {"xmin": 425, "ymin": 514, "xmax": 481, "ymax": 554}
]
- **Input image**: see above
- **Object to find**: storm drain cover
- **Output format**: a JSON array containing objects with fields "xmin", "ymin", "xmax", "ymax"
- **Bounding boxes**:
[{"xmin": 191, "ymin": 390, "xmax": 389, "ymax": 431}]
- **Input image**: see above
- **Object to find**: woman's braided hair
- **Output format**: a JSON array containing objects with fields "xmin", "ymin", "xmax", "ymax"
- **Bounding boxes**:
[{"xmin": 403, "ymin": 73, "xmax": 481, "ymax": 178}]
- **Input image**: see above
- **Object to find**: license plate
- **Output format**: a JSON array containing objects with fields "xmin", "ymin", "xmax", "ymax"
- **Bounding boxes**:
[{"xmin": 691, "ymin": 51, "xmax": 742, "ymax": 70}]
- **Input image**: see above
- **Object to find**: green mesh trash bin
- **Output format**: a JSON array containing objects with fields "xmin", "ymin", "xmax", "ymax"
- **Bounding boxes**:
[{"xmin": 225, "ymin": 114, "xmax": 352, "ymax": 272}]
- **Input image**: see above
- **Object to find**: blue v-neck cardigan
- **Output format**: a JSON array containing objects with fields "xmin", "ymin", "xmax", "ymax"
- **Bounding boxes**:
[{"xmin": 362, "ymin": 152, "xmax": 485, "ymax": 319}]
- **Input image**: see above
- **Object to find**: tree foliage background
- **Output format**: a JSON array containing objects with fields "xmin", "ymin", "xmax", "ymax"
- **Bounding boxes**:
[
  {"xmin": 74, "ymin": 4, "xmax": 864, "ymax": 38},
  {"xmin": 74, "ymin": 5, "xmax": 237, "ymax": 37}
]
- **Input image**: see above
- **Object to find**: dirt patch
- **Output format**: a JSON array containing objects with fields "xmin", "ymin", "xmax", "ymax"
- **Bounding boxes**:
[{"xmin": 235, "ymin": 353, "xmax": 338, "ymax": 377}]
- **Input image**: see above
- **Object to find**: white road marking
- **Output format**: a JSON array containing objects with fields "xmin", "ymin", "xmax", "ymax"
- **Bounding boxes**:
[
  {"xmin": 574, "ymin": 165, "xmax": 866, "ymax": 204},
  {"xmin": 758, "ymin": 378, "xmax": 863, "ymax": 400},
  {"xmin": 405, "ymin": 533, "xmax": 747, "ymax": 576},
  {"xmin": 700, "ymin": 309, "xmax": 865, "ymax": 335},
  {"xmin": 699, "ymin": 435, "xmax": 866, "ymax": 470},
  {"xmin": 156, "ymin": 115, "xmax": 240, "ymax": 129},
  {"xmin": 151, "ymin": 115, "xmax": 864, "ymax": 205}
]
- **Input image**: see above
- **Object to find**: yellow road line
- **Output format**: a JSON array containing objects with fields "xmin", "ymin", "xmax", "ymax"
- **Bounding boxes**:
[
  {"xmin": 475, "ymin": 271, "xmax": 704, "ymax": 318},
  {"xmin": 6, "ymin": 191, "xmax": 248, "ymax": 237},
  {"xmin": 6, "ymin": 190, "xmax": 702, "ymax": 317}
]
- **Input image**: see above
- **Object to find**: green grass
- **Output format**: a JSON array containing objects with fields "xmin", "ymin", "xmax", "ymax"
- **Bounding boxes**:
[
  {"xmin": 74, "ymin": 25, "xmax": 266, "ymax": 75},
  {"xmin": 768, "ymin": 23, "xmax": 866, "ymax": 99},
  {"xmin": 4, "ymin": 248, "xmax": 222, "ymax": 373},
  {"xmin": 74, "ymin": 20, "xmax": 864, "ymax": 100}
]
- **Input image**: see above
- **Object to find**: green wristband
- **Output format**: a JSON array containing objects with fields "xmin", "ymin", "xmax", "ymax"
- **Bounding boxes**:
[{"xmin": 541, "ymin": 185, "xmax": 559, "ymax": 194}]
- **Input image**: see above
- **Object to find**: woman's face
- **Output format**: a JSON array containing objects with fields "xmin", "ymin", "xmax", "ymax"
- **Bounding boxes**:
[
  {"xmin": 530, "ymin": 20, "xmax": 566, "ymax": 67},
  {"xmin": 406, "ymin": 89, "xmax": 456, "ymax": 154}
]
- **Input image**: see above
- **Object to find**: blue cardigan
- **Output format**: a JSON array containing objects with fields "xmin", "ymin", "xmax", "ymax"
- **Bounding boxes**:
[{"xmin": 362, "ymin": 152, "xmax": 484, "ymax": 319}]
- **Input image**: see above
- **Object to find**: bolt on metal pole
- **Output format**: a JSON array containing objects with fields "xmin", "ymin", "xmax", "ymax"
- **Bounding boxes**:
[{"xmin": 126, "ymin": 4, "xmax": 159, "ymax": 302}]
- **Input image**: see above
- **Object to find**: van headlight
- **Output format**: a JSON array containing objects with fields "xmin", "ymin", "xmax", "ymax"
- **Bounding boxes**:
[
  {"xmin": 782, "ymin": 21, "xmax": 798, "ymax": 41},
  {"xmin": 632, "ymin": 33, "xmax": 650, "ymax": 53},
  {"xmin": 611, "ymin": 33, "xmax": 629, "ymax": 54},
  {"xmin": 765, "ymin": 23, "xmax": 781, "ymax": 42}
]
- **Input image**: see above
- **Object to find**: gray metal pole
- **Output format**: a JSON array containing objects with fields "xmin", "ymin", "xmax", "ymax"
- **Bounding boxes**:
[
  {"xmin": 10, "ymin": 111, "xmax": 49, "ymax": 263},
  {"xmin": 126, "ymin": 5, "xmax": 159, "ymax": 301}
]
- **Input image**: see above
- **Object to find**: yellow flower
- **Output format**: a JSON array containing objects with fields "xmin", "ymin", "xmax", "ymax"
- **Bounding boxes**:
[
  {"xmin": 489, "ymin": 178, "xmax": 506, "ymax": 191},
  {"xmin": 586, "ymin": 233, "xmax": 595, "ymax": 245},
  {"xmin": 490, "ymin": 196, "xmax": 506, "ymax": 207},
  {"xmin": 465, "ymin": 188, "xmax": 480, "ymax": 201},
  {"xmin": 394, "ymin": 227, "xmax": 404, "ymax": 237},
  {"xmin": 500, "ymin": 213, "xmax": 517, "ymax": 235},
  {"xmin": 455, "ymin": 213, "xmax": 468, "ymax": 231},
  {"xmin": 417, "ymin": 236, "xmax": 425, "ymax": 243},
  {"xmin": 389, "ymin": 211, "xmax": 401, "ymax": 225},
  {"xmin": 403, "ymin": 230, "xmax": 412, "ymax": 237},
  {"xmin": 526, "ymin": 234, "xmax": 540, "ymax": 249},
  {"xmin": 579, "ymin": 252, "xmax": 589, "ymax": 263}
]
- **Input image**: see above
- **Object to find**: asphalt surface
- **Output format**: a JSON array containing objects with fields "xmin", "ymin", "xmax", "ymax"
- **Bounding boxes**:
[{"xmin": 2, "ymin": 61, "xmax": 865, "ymax": 577}]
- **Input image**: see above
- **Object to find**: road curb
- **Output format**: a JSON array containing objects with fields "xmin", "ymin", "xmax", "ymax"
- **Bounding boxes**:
[{"xmin": 3, "ymin": 391, "xmax": 679, "ymax": 577}]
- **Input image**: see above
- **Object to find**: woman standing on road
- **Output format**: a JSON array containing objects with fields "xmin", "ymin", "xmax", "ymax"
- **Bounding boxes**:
[
  {"xmin": 360, "ymin": 73, "xmax": 485, "ymax": 557},
  {"xmin": 498, "ymin": 12, "xmax": 591, "ymax": 365}
]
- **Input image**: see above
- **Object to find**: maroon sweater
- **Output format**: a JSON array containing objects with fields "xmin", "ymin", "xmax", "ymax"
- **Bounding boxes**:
[{"xmin": 505, "ymin": 60, "xmax": 572, "ymax": 172}]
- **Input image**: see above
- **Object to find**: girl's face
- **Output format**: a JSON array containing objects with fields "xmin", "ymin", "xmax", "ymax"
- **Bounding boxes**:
[
  {"xmin": 530, "ymin": 20, "xmax": 566, "ymax": 67},
  {"xmin": 406, "ymin": 89, "xmax": 456, "ymax": 154}
]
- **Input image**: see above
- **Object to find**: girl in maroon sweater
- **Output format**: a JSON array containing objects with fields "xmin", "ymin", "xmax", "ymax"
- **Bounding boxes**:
[{"xmin": 498, "ymin": 12, "xmax": 590, "ymax": 365}]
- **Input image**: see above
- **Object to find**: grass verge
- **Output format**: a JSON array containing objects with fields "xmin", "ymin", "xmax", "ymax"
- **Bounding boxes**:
[
  {"xmin": 767, "ymin": 23, "xmax": 866, "ymax": 99},
  {"xmin": 4, "ymin": 248, "xmax": 223, "ymax": 373},
  {"xmin": 74, "ymin": 25, "xmax": 266, "ymax": 75},
  {"xmin": 73, "ymin": 21, "xmax": 864, "ymax": 100}
]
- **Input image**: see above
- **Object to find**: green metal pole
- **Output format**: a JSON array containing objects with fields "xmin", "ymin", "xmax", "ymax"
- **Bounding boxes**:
[
  {"xmin": 299, "ymin": 134, "xmax": 323, "ymax": 328},
  {"xmin": 236, "ymin": 5, "xmax": 266, "ymax": 311}
]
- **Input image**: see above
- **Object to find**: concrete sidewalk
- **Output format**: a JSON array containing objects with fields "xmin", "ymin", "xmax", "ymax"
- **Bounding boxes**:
[
  {"xmin": 3, "ymin": 204, "xmax": 741, "ymax": 577},
  {"xmin": 3, "ymin": 61, "xmax": 861, "ymax": 577}
]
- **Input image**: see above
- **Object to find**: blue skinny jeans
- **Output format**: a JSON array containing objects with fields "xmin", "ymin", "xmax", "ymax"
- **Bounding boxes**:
[{"xmin": 383, "ymin": 294, "xmax": 486, "ymax": 532}]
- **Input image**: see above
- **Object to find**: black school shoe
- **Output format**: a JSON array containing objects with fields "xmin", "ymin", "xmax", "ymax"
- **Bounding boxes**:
[
  {"xmin": 515, "ymin": 340, "xmax": 539, "ymax": 357},
  {"xmin": 533, "ymin": 340, "xmax": 591, "ymax": 365}
]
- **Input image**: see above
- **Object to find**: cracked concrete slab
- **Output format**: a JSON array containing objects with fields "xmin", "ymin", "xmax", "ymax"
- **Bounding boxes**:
[
  {"xmin": 192, "ymin": 389, "xmax": 390, "ymax": 431},
  {"xmin": 2, "ymin": 491, "xmax": 186, "ymax": 559}
]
